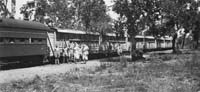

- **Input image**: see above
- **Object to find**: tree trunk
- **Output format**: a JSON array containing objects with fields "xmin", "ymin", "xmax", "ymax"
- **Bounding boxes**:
[
  {"xmin": 195, "ymin": 37, "xmax": 199, "ymax": 49},
  {"xmin": 154, "ymin": 37, "xmax": 159, "ymax": 49},
  {"xmin": 99, "ymin": 33, "xmax": 103, "ymax": 45},
  {"xmin": 154, "ymin": 39, "xmax": 157, "ymax": 48},
  {"xmin": 196, "ymin": 31, "xmax": 199, "ymax": 49},
  {"xmin": 130, "ymin": 35, "xmax": 137, "ymax": 61},
  {"xmin": 172, "ymin": 33, "xmax": 177, "ymax": 53},
  {"xmin": 193, "ymin": 31, "xmax": 199, "ymax": 49},
  {"xmin": 181, "ymin": 34, "xmax": 186, "ymax": 49}
]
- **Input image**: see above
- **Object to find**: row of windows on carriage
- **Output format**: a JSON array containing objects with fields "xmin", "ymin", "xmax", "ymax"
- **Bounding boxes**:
[
  {"xmin": 56, "ymin": 33, "xmax": 126, "ymax": 41},
  {"xmin": 0, "ymin": 37, "xmax": 46, "ymax": 44}
]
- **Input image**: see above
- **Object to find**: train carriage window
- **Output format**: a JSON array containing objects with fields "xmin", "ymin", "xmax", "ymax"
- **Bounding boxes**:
[
  {"xmin": 0, "ymin": 38, "xmax": 3, "ymax": 43},
  {"xmin": 38, "ymin": 39, "xmax": 42, "ymax": 42},
  {"xmin": 31, "ymin": 38, "xmax": 46, "ymax": 44},
  {"xmin": 78, "ymin": 34, "xmax": 82, "ymax": 40},
  {"xmin": 19, "ymin": 38, "xmax": 25, "ymax": 42},
  {"xmin": 15, "ymin": 38, "xmax": 29, "ymax": 43},
  {"xmin": 0, "ymin": 38, "xmax": 7, "ymax": 43},
  {"xmin": 9, "ymin": 38, "xmax": 15, "ymax": 43},
  {"xmin": 82, "ymin": 34, "xmax": 86, "ymax": 40}
]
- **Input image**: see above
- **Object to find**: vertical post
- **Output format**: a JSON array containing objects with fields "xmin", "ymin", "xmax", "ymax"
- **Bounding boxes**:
[
  {"xmin": 142, "ymin": 31, "xmax": 146, "ymax": 49},
  {"xmin": 29, "ymin": 38, "xmax": 31, "ymax": 43},
  {"xmin": 124, "ymin": 30, "xmax": 128, "ymax": 43},
  {"xmin": 99, "ymin": 34, "xmax": 102, "ymax": 45},
  {"xmin": 47, "ymin": 32, "xmax": 54, "ymax": 56},
  {"xmin": 155, "ymin": 39, "xmax": 157, "ymax": 49},
  {"xmin": 164, "ymin": 38, "xmax": 166, "ymax": 48}
]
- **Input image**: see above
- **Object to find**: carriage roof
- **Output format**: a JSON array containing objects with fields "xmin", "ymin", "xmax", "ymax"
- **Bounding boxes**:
[
  {"xmin": 0, "ymin": 18, "xmax": 51, "ymax": 31},
  {"xmin": 55, "ymin": 28, "xmax": 172, "ymax": 40},
  {"xmin": 56, "ymin": 28, "xmax": 99, "ymax": 35},
  {"xmin": 56, "ymin": 28, "xmax": 119, "ymax": 37},
  {"xmin": 135, "ymin": 35, "xmax": 155, "ymax": 39}
]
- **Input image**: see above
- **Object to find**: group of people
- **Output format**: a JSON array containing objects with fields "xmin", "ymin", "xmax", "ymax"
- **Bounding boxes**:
[
  {"xmin": 99, "ymin": 42, "xmax": 123, "ymax": 54},
  {"xmin": 53, "ymin": 42, "xmax": 89, "ymax": 64}
]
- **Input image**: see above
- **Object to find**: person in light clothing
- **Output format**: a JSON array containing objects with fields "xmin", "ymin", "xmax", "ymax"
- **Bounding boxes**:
[
  {"xmin": 68, "ymin": 42, "xmax": 74, "ymax": 62},
  {"xmin": 54, "ymin": 46, "xmax": 60, "ymax": 64},
  {"xmin": 81, "ymin": 44, "xmax": 89, "ymax": 64},
  {"xmin": 117, "ymin": 44, "xmax": 123, "ymax": 55},
  {"xmin": 73, "ymin": 43, "xmax": 81, "ymax": 63}
]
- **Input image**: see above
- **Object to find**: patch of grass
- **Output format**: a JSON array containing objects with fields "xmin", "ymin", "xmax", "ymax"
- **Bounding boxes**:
[{"xmin": 94, "ymin": 63, "xmax": 108, "ymax": 72}]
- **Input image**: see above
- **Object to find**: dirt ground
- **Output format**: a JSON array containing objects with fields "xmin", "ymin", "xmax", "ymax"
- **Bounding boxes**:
[{"xmin": 0, "ymin": 50, "xmax": 200, "ymax": 92}]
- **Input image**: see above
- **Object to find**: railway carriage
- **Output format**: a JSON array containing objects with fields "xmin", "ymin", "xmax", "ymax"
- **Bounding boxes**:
[
  {"xmin": 135, "ymin": 36, "xmax": 172, "ymax": 50},
  {"xmin": 54, "ymin": 29, "xmax": 100, "ymax": 54},
  {"xmin": 49, "ymin": 29, "xmax": 128, "ymax": 55},
  {"xmin": 0, "ymin": 18, "xmax": 51, "ymax": 65}
]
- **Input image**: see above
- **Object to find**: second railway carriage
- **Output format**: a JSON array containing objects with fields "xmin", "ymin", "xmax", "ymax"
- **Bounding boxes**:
[
  {"xmin": 47, "ymin": 28, "xmax": 129, "ymax": 59},
  {"xmin": 55, "ymin": 29, "xmax": 100, "ymax": 53},
  {"xmin": 0, "ymin": 18, "xmax": 51, "ymax": 65}
]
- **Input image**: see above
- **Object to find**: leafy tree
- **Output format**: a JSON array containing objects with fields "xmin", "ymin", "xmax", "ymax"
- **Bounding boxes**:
[
  {"xmin": 20, "ymin": 0, "xmax": 48, "ymax": 22},
  {"xmin": 46, "ymin": 0, "xmax": 76, "ymax": 28},
  {"xmin": 113, "ymin": 0, "xmax": 200, "ymax": 56},
  {"xmin": 20, "ymin": 0, "xmax": 75, "ymax": 28},
  {"xmin": 113, "ymin": 0, "xmax": 154, "ymax": 60},
  {"xmin": 0, "ymin": 0, "xmax": 11, "ymax": 18},
  {"xmin": 72, "ymin": 0, "xmax": 108, "ymax": 31},
  {"xmin": 20, "ymin": 4, "xmax": 31, "ymax": 20},
  {"xmin": 20, "ymin": 0, "xmax": 111, "ymax": 32},
  {"xmin": 160, "ymin": 0, "xmax": 200, "ymax": 50},
  {"xmin": 114, "ymin": 20, "xmax": 125, "ymax": 38},
  {"xmin": 72, "ymin": 0, "xmax": 113, "ymax": 44}
]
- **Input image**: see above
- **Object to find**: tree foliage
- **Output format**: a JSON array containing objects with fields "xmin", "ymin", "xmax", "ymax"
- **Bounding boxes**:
[
  {"xmin": 0, "ymin": 0, "xmax": 11, "ymax": 18},
  {"xmin": 112, "ymin": 0, "xmax": 200, "ymax": 57},
  {"xmin": 72, "ymin": 0, "xmax": 110, "ymax": 32},
  {"xmin": 45, "ymin": 0, "xmax": 76, "ymax": 28},
  {"xmin": 113, "ymin": 0, "xmax": 143, "ymax": 36},
  {"xmin": 113, "ymin": 0, "xmax": 200, "ymax": 37},
  {"xmin": 20, "ymin": 0, "xmax": 112, "ymax": 33}
]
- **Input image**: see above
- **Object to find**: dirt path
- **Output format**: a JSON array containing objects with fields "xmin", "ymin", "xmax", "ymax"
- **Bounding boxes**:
[{"xmin": 0, "ymin": 60, "xmax": 101, "ymax": 84}]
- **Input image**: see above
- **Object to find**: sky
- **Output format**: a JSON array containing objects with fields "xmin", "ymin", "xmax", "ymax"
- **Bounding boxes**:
[
  {"xmin": 104, "ymin": 0, "xmax": 119, "ymax": 20},
  {"xmin": 15, "ymin": 0, "xmax": 34, "ymax": 19}
]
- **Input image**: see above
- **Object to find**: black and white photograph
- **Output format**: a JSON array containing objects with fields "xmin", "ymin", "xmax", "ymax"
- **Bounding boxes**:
[{"xmin": 0, "ymin": 0, "xmax": 200, "ymax": 92}]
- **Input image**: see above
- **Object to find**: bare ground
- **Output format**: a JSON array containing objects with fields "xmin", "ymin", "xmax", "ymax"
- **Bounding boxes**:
[{"xmin": 0, "ymin": 50, "xmax": 200, "ymax": 92}]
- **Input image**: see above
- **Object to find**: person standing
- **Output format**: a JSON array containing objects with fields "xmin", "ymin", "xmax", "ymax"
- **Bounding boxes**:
[
  {"xmin": 63, "ymin": 46, "xmax": 69, "ymax": 63},
  {"xmin": 73, "ymin": 43, "xmax": 81, "ymax": 63},
  {"xmin": 54, "ymin": 46, "xmax": 60, "ymax": 64},
  {"xmin": 60, "ymin": 48, "xmax": 64, "ymax": 64},
  {"xmin": 117, "ymin": 44, "xmax": 123, "ymax": 55},
  {"xmin": 68, "ymin": 42, "xmax": 74, "ymax": 63},
  {"xmin": 81, "ymin": 44, "xmax": 89, "ymax": 64}
]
